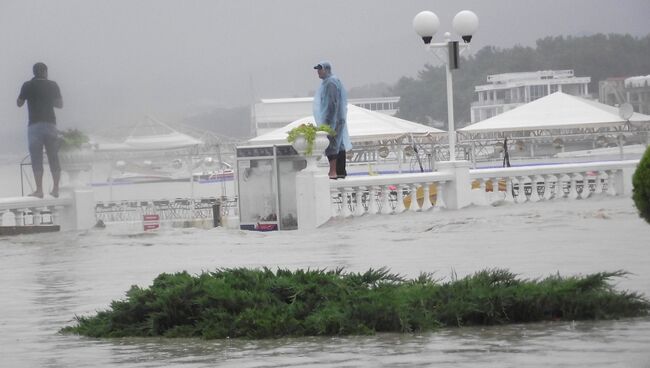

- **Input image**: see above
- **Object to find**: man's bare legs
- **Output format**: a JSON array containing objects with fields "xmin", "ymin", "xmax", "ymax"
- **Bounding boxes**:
[
  {"xmin": 51, "ymin": 170, "xmax": 60, "ymax": 198},
  {"xmin": 30, "ymin": 170, "xmax": 44, "ymax": 198},
  {"xmin": 328, "ymin": 159, "xmax": 337, "ymax": 179}
]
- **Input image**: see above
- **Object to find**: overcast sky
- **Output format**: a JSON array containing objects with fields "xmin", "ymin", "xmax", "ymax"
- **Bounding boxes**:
[{"xmin": 1, "ymin": 0, "xmax": 649, "ymax": 147}]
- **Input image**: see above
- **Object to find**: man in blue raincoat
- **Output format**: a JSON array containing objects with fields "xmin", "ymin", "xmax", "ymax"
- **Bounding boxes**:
[{"xmin": 313, "ymin": 61, "xmax": 351, "ymax": 179}]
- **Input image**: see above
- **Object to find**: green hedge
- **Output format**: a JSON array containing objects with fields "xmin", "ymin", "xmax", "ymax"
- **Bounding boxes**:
[
  {"xmin": 633, "ymin": 145, "xmax": 650, "ymax": 224},
  {"xmin": 62, "ymin": 268, "xmax": 649, "ymax": 339}
]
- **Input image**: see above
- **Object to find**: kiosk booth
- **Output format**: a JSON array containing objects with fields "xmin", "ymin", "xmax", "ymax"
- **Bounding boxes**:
[{"xmin": 235, "ymin": 144, "xmax": 306, "ymax": 231}]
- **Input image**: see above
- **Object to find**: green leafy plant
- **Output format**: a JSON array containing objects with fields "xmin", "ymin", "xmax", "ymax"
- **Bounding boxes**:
[
  {"xmin": 633, "ymin": 145, "xmax": 650, "ymax": 224},
  {"xmin": 61, "ymin": 267, "xmax": 649, "ymax": 340},
  {"xmin": 58, "ymin": 129, "xmax": 90, "ymax": 152},
  {"xmin": 286, "ymin": 123, "xmax": 335, "ymax": 155}
]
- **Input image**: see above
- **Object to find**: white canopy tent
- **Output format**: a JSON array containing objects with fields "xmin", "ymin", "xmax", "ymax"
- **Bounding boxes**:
[
  {"xmin": 459, "ymin": 92, "xmax": 650, "ymax": 135},
  {"xmin": 457, "ymin": 92, "xmax": 650, "ymax": 165},
  {"xmin": 248, "ymin": 104, "xmax": 445, "ymax": 145},
  {"xmin": 97, "ymin": 116, "xmax": 202, "ymax": 152}
]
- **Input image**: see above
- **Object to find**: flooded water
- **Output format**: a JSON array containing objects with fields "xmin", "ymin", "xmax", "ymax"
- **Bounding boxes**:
[{"xmin": 2, "ymin": 194, "xmax": 650, "ymax": 367}]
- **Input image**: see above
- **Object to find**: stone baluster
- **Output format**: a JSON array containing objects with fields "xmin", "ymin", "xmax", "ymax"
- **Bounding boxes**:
[
  {"xmin": 12, "ymin": 209, "xmax": 25, "ymax": 226},
  {"xmin": 606, "ymin": 170, "xmax": 617, "ymax": 196},
  {"xmin": 0, "ymin": 210, "xmax": 4, "ymax": 226},
  {"xmin": 50, "ymin": 205, "xmax": 60, "ymax": 225},
  {"xmin": 434, "ymin": 181, "xmax": 447, "ymax": 210},
  {"xmin": 504, "ymin": 177, "xmax": 515, "ymax": 203},
  {"xmin": 409, "ymin": 184, "xmax": 420, "ymax": 212},
  {"xmin": 580, "ymin": 172, "xmax": 591, "ymax": 199},
  {"xmin": 340, "ymin": 187, "xmax": 353, "ymax": 218},
  {"xmin": 475, "ymin": 178, "xmax": 488, "ymax": 206},
  {"xmin": 394, "ymin": 185, "xmax": 406, "ymax": 214},
  {"xmin": 489, "ymin": 177, "xmax": 499, "ymax": 203},
  {"xmin": 555, "ymin": 175, "xmax": 567, "ymax": 198},
  {"xmin": 567, "ymin": 173, "xmax": 579, "ymax": 199},
  {"xmin": 420, "ymin": 182, "xmax": 433, "ymax": 211},
  {"xmin": 330, "ymin": 187, "xmax": 341, "ymax": 218},
  {"xmin": 31, "ymin": 208, "xmax": 42, "ymax": 226},
  {"xmin": 380, "ymin": 185, "xmax": 393, "ymax": 215},
  {"xmin": 354, "ymin": 187, "xmax": 366, "ymax": 217},
  {"xmin": 594, "ymin": 171, "xmax": 604, "ymax": 194},
  {"xmin": 367, "ymin": 186, "xmax": 379, "ymax": 215},
  {"xmin": 529, "ymin": 176, "xmax": 541, "ymax": 202},
  {"xmin": 516, "ymin": 176, "xmax": 529, "ymax": 204},
  {"xmin": 543, "ymin": 175, "xmax": 555, "ymax": 200}
]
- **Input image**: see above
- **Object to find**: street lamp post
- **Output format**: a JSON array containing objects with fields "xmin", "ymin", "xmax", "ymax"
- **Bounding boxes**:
[{"xmin": 413, "ymin": 10, "xmax": 478, "ymax": 161}]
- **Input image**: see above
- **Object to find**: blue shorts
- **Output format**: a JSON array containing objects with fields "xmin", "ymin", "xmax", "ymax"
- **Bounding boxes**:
[{"xmin": 28, "ymin": 122, "xmax": 61, "ymax": 175}]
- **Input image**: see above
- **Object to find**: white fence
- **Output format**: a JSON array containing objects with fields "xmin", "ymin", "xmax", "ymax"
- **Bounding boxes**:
[
  {"xmin": 0, "ymin": 197, "xmax": 70, "ymax": 227},
  {"xmin": 311, "ymin": 160, "xmax": 639, "ymax": 225},
  {"xmin": 0, "ymin": 188, "xmax": 95, "ymax": 231}
]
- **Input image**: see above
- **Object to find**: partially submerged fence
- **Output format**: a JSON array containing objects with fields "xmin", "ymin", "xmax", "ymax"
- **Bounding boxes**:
[
  {"xmin": 315, "ymin": 160, "xmax": 638, "ymax": 225},
  {"xmin": 0, "ymin": 188, "xmax": 95, "ymax": 232}
]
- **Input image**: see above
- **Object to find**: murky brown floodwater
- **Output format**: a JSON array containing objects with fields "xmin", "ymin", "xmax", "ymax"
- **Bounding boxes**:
[{"xmin": 2, "ymin": 195, "xmax": 649, "ymax": 367}]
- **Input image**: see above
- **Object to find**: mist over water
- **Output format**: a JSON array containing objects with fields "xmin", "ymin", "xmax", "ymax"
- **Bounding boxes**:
[{"xmin": 1, "ymin": 0, "xmax": 649, "ymax": 144}]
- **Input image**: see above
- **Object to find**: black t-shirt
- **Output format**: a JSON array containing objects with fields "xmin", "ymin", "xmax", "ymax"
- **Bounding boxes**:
[{"xmin": 18, "ymin": 78, "xmax": 62, "ymax": 124}]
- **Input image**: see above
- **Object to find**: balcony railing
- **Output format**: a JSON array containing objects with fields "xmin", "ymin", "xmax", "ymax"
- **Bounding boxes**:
[{"xmin": 325, "ymin": 160, "xmax": 637, "ymax": 219}]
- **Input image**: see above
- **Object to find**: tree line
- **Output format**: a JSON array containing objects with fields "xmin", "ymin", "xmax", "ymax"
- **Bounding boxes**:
[
  {"xmin": 392, "ymin": 33, "xmax": 650, "ymax": 128},
  {"xmin": 186, "ymin": 33, "xmax": 649, "ymax": 138}
]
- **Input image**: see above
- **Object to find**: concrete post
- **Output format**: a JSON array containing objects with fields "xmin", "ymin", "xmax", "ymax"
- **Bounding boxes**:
[
  {"xmin": 59, "ymin": 187, "xmax": 95, "ymax": 231},
  {"xmin": 436, "ymin": 160, "xmax": 472, "ymax": 210},
  {"xmin": 295, "ymin": 170, "xmax": 330, "ymax": 229},
  {"xmin": 617, "ymin": 166, "xmax": 636, "ymax": 196}
]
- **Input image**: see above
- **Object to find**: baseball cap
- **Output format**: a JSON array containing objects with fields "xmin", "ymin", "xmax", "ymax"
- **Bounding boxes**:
[{"xmin": 313, "ymin": 61, "xmax": 331, "ymax": 70}]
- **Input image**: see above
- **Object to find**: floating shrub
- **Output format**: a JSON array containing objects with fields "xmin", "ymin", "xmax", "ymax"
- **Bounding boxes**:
[{"xmin": 61, "ymin": 268, "xmax": 649, "ymax": 339}]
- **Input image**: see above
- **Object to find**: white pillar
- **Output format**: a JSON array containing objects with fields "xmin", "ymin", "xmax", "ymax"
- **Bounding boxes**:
[
  {"xmin": 409, "ymin": 184, "xmax": 420, "ymax": 212},
  {"xmin": 354, "ymin": 187, "xmax": 365, "ymax": 217},
  {"xmin": 580, "ymin": 172, "xmax": 591, "ymax": 199},
  {"xmin": 340, "ymin": 187, "xmax": 353, "ymax": 218},
  {"xmin": 59, "ymin": 188, "xmax": 96, "ymax": 231},
  {"xmin": 380, "ymin": 185, "xmax": 393, "ymax": 215},
  {"xmin": 614, "ymin": 167, "xmax": 635, "ymax": 196},
  {"xmin": 296, "ymin": 170, "xmax": 331, "ymax": 229},
  {"xmin": 568, "ymin": 174, "xmax": 579, "ymax": 200},
  {"xmin": 420, "ymin": 182, "xmax": 433, "ymax": 211},
  {"xmin": 433, "ymin": 181, "xmax": 447, "ymax": 210},
  {"xmin": 394, "ymin": 185, "xmax": 406, "ymax": 214},
  {"xmin": 436, "ymin": 160, "xmax": 471, "ymax": 210}
]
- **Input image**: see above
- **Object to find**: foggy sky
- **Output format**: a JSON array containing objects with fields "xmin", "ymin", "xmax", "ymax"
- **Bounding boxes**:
[{"xmin": 1, "ymin": 0, "xmax": 649, "ymax": 149}]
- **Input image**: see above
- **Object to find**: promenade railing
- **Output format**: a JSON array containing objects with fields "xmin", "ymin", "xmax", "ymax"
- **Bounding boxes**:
[{"xmin": 323, "ymin": 160, "xmax": 638, "ymax": 220}]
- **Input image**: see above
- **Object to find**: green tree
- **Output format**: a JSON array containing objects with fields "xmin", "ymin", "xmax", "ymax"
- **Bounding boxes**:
[
  {"xmin": 633, "ymin": 145, "xmax": 650, "ymax": 224},
  {"xmin": 395, "ymin": 33, "xmax": 650, "ymax": 128}
]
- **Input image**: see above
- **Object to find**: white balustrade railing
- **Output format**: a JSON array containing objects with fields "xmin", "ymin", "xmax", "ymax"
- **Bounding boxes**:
[
  {"xmin": 0, "ymin": 196, "xmax": 71, "ymax": 228},
  {"xmin": 328, "ymin": 172, "xmax": 454, "ymax": 218},
  {"xmin": 322, "ymin": 160, "xmax": 638, "ymax": 221},
  {"xmin": 0, "ymin": 187, "xmax": 96, "ymax": 231},
  {"xmin": 468, "ymin": 160, "xmax": 638, "ymax": 205}
]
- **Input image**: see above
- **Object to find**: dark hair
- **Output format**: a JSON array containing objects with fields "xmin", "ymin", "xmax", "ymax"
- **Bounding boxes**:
[{"xmin": 33, "ymin": 62, "xmax": 48, "ymax": 78}]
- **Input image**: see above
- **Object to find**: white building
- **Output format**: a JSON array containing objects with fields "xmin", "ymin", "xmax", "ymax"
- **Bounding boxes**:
[
  {"xmin": 599, "ymin": 75, "xmax": 650, "ymax": 114},
  {"xmin": 470, "ymin": 70, "xmax": 591, "ymax": 123},
  {"xmin": 252, "ymin": 96, "xmax": 399, "ymax": 137}
]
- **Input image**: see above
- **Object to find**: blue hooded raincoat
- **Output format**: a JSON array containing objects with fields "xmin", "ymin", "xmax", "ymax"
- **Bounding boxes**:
[{"xmin": 313, "ymin": 62, "xmax": 352, "ymax": 156}]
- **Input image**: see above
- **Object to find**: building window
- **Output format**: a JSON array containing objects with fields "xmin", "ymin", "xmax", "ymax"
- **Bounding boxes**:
[{"xmin": 530, "ymin": 85, "xmax": 545, "ymax": 100}]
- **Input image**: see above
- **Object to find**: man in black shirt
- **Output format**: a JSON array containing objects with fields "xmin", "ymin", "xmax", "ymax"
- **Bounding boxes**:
[{"xmin": 17, "ymin": 62, "xmax": 63, "ymax": 198}]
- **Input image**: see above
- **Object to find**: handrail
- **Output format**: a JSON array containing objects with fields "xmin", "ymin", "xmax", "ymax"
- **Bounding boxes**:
[
  {"xmin": 329, "ymin": 171, "xmax": 454, "ymax": 189},
  {"xmin": 0, "ymin": 195, "xmax": 71, "ymax": 212},
  {"xmin": 469, "ymin": 160, "xmax": 639, "ymax": 179}
]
